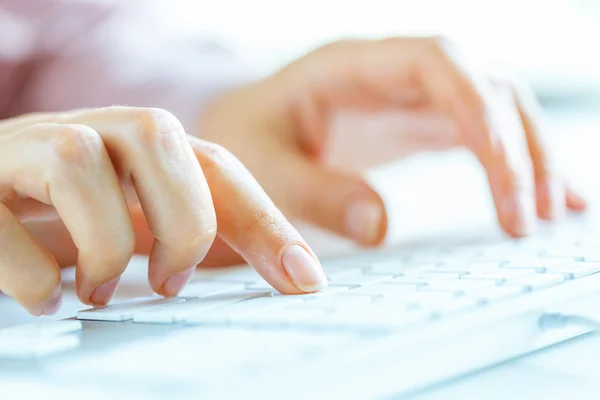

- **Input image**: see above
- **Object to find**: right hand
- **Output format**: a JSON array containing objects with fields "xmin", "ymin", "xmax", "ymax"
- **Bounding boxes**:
[{"xmin": 0, "ymin": 107, "xmax": 327, "ymax": 316}]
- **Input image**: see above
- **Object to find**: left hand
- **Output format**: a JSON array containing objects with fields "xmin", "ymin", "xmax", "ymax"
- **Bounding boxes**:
[{"xmin": 196, "ymin": 36, "xmax": 586, "ymax": 265}]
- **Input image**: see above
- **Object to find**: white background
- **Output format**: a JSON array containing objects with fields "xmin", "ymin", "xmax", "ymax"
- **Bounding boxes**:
[{"xmin": 162, "ymin": 0, "xmax": 600, "ymax": 95}]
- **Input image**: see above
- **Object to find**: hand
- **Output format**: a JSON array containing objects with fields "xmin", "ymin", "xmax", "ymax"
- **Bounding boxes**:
[
  {"xmin": 198, "ymin": 36, "xmax": 586, "ymax": 261},
  {"xmin": 0, "ymin": 107, "xmax": 327, "ymax": 316}
]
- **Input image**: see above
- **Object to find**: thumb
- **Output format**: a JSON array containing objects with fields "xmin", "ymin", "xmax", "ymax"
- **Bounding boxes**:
[{"xmin": 282, "ymin": 155, "xmax": 388, "ymax": 246}]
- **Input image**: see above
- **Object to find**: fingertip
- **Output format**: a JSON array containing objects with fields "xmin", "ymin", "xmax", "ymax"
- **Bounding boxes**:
[
  {"xmin": 28, "ymin": 287, "xmax": 62, "ymax": 316},
  {"xmin": 147, "ymin": 236, "xmax": 212, "ymax": 297},
  {"xmin": 536, "ymin": 179, "xmax": 566, "ymax": 221},
  {"xmin": 40, "ymin": 290, "xmax": 63, "ymax": 316},
  {"xmin": 344, "ymin": 195, "xmax": 388, "ymax": 247},
  {"xmin": 281, "ymin": 243, "xmax": 328, "ymax": 293},
  {"xmin": 500, "ymin": 192, "xmax": 537, "ymax": 238},
  {"xmin": 89, "ymin": 276, "xmax": 120, "ymax": 306},
  {"xmin": 566, "ymin": 189, "xmax": 588, "ymax": 212},
  {"xmin": 160, "ymin": 266, "xmax": 196, "ymax": 297}
]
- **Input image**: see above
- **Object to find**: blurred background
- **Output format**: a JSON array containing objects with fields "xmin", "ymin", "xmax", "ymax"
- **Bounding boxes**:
[{"xmin": 164, "ymin": 0, "xmax": 600, "ymax": 107}]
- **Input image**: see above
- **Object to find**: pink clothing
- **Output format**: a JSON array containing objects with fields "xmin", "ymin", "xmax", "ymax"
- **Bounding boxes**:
[{"xmin": 0, "ymin": 0, "xmax": 254, "ymax": 132}]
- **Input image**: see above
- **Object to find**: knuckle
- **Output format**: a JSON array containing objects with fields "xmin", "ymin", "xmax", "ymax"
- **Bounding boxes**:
[
  {"xmin": 49, "ymin": 124, "xmax": 105, "ymax": 167},
  {"xmin": 310, "ymin": 39, "xmax": 364, "ymax": 60},
  {"xmin": 319, "ymin": 39, "xmax": 358, "ymax": 52},
  {"xmin": 244, "ymin": 209, "xmax": 284, "ymax": 237},
  {"xmin": 132, "ymin": 108, "xmax": 186, "ymax": 146},
  {"xmin": 421, "ymin": 35, "xmax": 453, "ymax": 55},
  {"xmin": 166, "ymin": 224, "xmax": 217, "ymax": 264},
  {"xmin": 200, "ymin": 141, "xmax": 237, "ymax": 166}
]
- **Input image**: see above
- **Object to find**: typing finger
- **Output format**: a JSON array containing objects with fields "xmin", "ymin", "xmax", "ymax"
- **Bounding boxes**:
[
  {"xmin": 189, "ymin": 136, "xmax": 328, "ymax": 294},
  {"xmin": 0, "ymin": 204, "xmax": 62, "ymax": 316},
  {"xmin": 0, "ymin": 123, "xmax": 134, "ymax": 306},
  {"xmin": 509, "ymin": 81, "xmax": 587, "ymax": 218},
  {"xmin": 277, "ymin": 37, "xmax": 537, "ymax": 236},
  {"xmin": 408, "ymin": 38, "xmax": 537, "ymax": 236},
  {"xmin": 65, "ymin": 107, "xmax": 218, "ymax": 297}
]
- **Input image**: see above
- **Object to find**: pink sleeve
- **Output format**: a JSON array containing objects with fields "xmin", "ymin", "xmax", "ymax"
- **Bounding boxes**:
[{"xmin": 3, "ymin": 1, "xmax": 257, "ymax": 133}]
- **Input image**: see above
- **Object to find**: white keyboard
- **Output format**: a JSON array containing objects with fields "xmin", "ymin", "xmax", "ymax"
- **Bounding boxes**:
[
  {"xmin": 71, "ymin": 224, "xmax": 600, "ymax": 332},
  {"xmin": 6, "ymin": 220, "xmax": 600, "ymax": 399}
]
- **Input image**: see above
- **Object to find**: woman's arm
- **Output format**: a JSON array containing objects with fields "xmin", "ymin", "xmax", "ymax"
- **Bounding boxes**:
[{"xmin": 1, "ymin": 0, "xmax": 255, "ymax": 133}]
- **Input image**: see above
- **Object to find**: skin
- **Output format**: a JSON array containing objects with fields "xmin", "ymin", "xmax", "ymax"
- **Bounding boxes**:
[{"xmin": 0, "ymin": 37, "xmax": 587, "ymax": 316}]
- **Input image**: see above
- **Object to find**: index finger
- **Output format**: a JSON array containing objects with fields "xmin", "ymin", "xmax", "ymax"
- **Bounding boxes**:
[{"xmin": 188, "ymin": 136, "xmax": 328, "ymax": 294}]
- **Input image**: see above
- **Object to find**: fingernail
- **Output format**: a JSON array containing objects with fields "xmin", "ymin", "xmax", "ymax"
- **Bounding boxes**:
[
  {"xmin": 503, "ymin": 193, "xmax": 536, "ymax": 237},
  {"xmin": 282, "ymin": 244, "xmax": 328, "ymax": 292},
  {"xmin": 41, "ymin": 290, "xmax": 62, "ymax": 316},
  {"xmin": 345, "ymin": 199, "xmax": 384, "ymax": 245},
  {"xmin": 90, "ymin": 277, "xmax": 120, "ymax": 306},
  {"xmin": 537, "ymin": 179, "xmax": 565, "ymax": 220},
  {"xmin": 161, "ymin": 266, "xmax": 195, "ymax": 297}
]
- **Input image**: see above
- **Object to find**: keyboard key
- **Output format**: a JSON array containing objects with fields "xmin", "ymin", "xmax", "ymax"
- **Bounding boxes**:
[
  {"xmin": 406, "ymin": 253, "xmax": 474, "ymax": 264},
  {"xmin": 301, "ymin": 308, "xmax": 431, "ymax": 330},
  {"xmin": 184, "ymin": 296, "xmax": 304, "ymax": 324},
  {"xmin": 501, "ymin": 257, "xmax": 574, "ymax": 272},
  {"xmin": 179, "ymin": 281, "xmax": 246, "ymax": 297},
  {"xmin": 301, "ymin": 286, "xmax": 350, "ymax": 298},
  {"xmin": 78, "ymin": 297, "xmax": 186, "ymax": 322},
  {"xmin": 0, "ymin": 320, "xmax": 82, "ymax": 339},
  {"xmin": 211, "ymin": 268, "xmax": 263, "ymax": 283},
  {"xmin": 466, "ymin": 285, "xmax": 523, "ymax": 303},
  {"xmin": 0, "ymin": 335, "xmax": 80, "ymax": 359},
  {"xmin": 329, "ymin": 274, "xmax": 393, "ymax": 287},
  {"xmin": 302, "ymin": 294, "xmax": 373, "ymax": 309},
  {"xmin": 421, "ymin": 279, "xmax": 495, "ymax": 293},
  {"xmin": 133, "ymin": 292, "xmax": 268, "ymax": 324},
  {"xmin": 363, "ymin": 261, "xmax": 423, "ymax": 276},
  {"xmin": 344, "ymin": 283, "xmax": 418, "ymax": 296},
  {"xmin": 322, "ymin": 266, "xmax": 366, "ymax": 279},
  {"xmin": 377, "ymin": 291, "xmax": 458, "ymax": 306},
  {"xmin": 541, "ymin": 248, "xmax": 600, "ymax": 261},
  {"xmin": 245, "ymin": 281, "xmax": 276, "ymax": 291},
  {"xmin": 432, "ymin": 262, "xmax": 502, "ymax": 274},
  {"xmin": 462, "ymin": 268, "xmax": 535, "ymax": 284},
  {"xmin": 549, "ymin": 262, "xmax": 600, "ymax": 279},
  {"xmin": 391, "ymin": 273, "xmax": 458, "ymax": 286},
  {"xmin": 420, "ymin": 297, "xmax": 480, "ymax": 316},
  {"xmin": 505, "ymin": 274, "xmax": 564, "ymax": 291},
  {"xmin": 235, "ymin": 308, "xmax": 326, "ymax": 326}
]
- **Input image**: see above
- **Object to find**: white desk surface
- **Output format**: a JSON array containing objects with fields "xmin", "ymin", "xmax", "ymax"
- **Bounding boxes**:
[{"xmin": 2, "ymin": 105, "xmax": 600, "ymax": 398}]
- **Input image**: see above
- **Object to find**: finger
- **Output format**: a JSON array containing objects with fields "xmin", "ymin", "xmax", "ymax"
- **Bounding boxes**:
[
  {"xmin": 197, "ymin": 237, "xmax": 245, "ymax": 267},
  {"xmin": 0, "ymin": 204, "xmax": 62, "ymax": 316},
  {"xmin": 278, "ymin": 38, "xmax": 537, "ymax": 236},
  {"xmin": 65, "ymin": 108, "xmax": 218, "ymax": 297},
  {"xmin": 566, "ymin": 187, "xmax": 587, "ymax": 212},
  {"xmin": 0, "ymin": 123, "xmax": 134, "ymax": 305},
  {"xmin": 280, "ymin": 151, "xmax": 387, "ymax": 246},
  {"xmin": 189, "ymin": 137, "xmax": 327, "ymax": 294},
  {"xmin": 508, "ymin": 81, "xmax": 568, "ymax": 221},
  {"xmin": 130, "ymin": 204, "xmax": 243, "ymax": 267},
  {"xmin": 468, "ymin": 87, "xmax": 537, "ymax": 237},
  {"xmin": 409, "ymin": 38, "xmax": 537, "ymax": 236},
  {"xmin": 24, "ymin": 218, "xmax": 78, "ymax": 268}
]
